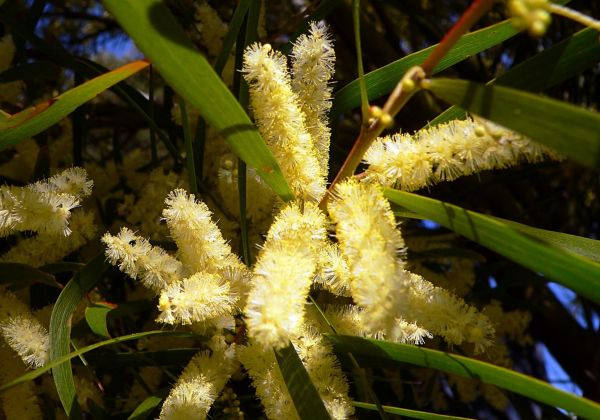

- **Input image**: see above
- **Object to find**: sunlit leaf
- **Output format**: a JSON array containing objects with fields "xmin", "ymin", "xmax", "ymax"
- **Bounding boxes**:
[
  {"xmin": 104, "ymin": 0, "xmax": 294, "ymax": 201},
  {"xmin": 384, "ymin": 188, "xmax": 600, "ymax": 304},
  {"xmin": 0, "ymin": 61, "xmax": 149, "ymax": 148}
]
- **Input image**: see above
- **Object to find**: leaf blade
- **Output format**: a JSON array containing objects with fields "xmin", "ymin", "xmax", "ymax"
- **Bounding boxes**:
[
  {"xmin": 352, "ymin": 401, "xmax": 474, "ymax": 420},
  {"xmin": 104, "ymin": 0, "xmax": 294, "ymax": 201},
  {"xmin": 1, "ymin": 330, "xmax": 195, "ymax": 393},
  {"xmin": 327, "ymin": 335, "xmax": 600, "ymax": 419},
  {"xmin": 0, "ymin": 61, "xmax": 149, "ymax": 148},
  {"xmin": 49, "ymin": 254, "xmax": 109, "ymax": 418},
  {"xmin": 424, "ymin": 78, "xmax": 600, "ymax": 168},
  {"xmin": 384, "ymin": 188, "xmax": 600, "ymax": 304},
  {"xmin": 429, "ymin": 27, "xmax": 600, "ymax": 126},
  {"xmin": 275, "ymin": 343, "xmax": 332, "ymax": 420}
]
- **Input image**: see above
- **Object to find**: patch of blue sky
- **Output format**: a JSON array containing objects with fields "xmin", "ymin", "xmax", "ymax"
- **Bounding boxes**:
[{"xmin": 547, "ymin": 282, "xmax": 600, "ymax": 331}]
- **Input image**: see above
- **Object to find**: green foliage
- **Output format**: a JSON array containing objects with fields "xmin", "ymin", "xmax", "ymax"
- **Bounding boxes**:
[
  {"xmin": 103, "ymin": 0, "xmax": 294, "ymax": 200},
  {"xmin": 1, "ymin": 1, "xmax": 599, "ymax": 419},
  {"xmin": 328, "ymin": 335, "xmax": 600, "ymax": 418}
]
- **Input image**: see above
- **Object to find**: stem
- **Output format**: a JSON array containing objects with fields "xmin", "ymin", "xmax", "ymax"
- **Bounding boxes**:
[
  {"xmin": 321, "ymin": 0, "xmax": 494, "ymax": 209},
  {"xmin": 421, "ymin": 0, "xmax": 495, "ymax": 74},
  {"xmin": 353, "ymin": 0, "xmax": 370, "ymax": 123},
  {"xmin": 149, "ymin": 65, "xmax": 158, "ymax": 167},
  {"xmin": 548, "ymin": 4, "xmax": 600, "ymax": 32},
  {"xmin": 178, "ymin": 97, "xmax": 198, "ymax": 194}
]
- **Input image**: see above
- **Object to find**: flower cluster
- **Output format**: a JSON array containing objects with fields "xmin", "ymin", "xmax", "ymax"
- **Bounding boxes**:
[
  {"xmin": 242, "ymin": 22, "xmax": 334, "ymax": 201},
  {"xmin": 363, "ymin": 118, "xmax": 561, "ymax": 191},
  {"xmin": 0, "ymin": 167, "xmax": 96, "ymax": 267},
  {"xmin": 508, "ymin": 0, "xmax": 551, "ymax": 36}
]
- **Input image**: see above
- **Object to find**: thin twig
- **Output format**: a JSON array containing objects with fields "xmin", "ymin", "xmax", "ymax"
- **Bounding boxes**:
[{"xmin": 320, "ymin": 0, "xmax": 495, "ymax": 209}]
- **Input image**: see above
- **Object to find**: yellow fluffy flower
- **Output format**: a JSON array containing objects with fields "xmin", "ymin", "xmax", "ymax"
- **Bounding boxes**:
[
  {"xmin": 243, "ymin": 43, "xmax": 326, "ymax": 201},
  {"xmin": 245, "ymin": 202, "xmax": 326, "ymax": 349},
  {"xmin": 291, "ymin": 21, "xmax": 336, "ymax": 175},
  {"xmin": 363, "ymin": 118, "xmax": 560, "ymax": 191},
  {"xmin": 159, "ymin": 337, "xmax": 238, "ymax": 420},
  {"xmin": 157, "ymin": 272, "xmax": 236, "ymax": 325},
  {"xmin": 102, "ymin": 227, "xmax": 184, "ymax": 293}
]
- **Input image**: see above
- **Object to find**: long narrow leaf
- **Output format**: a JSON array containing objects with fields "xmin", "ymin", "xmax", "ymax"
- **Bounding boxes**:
[
  {"xmin": 384, "ymin": 188, "xmax": 600, "ymax": 304},
  {"xmin": 327, "ymin": 335, "xmax": 600, "ymax": 419},
  {"xmin": 424, "ymin": 78, "xmax": 600, "ymax": 168},
  {"xmin": 0, "ymin": 330, "xmax": 195, "ymax": 393},
  {"xmin": 429, "ymin": 27, "xmax": 600, "ymax": 126},
  {"xmin": 353, "ymin": 401, "xmax": 474, "ymax": 420},
  {"xmin": 330, "ymin": 0, "xmax": 571, "ymax": 118},
  {"xmin": 0, "ymin": 61, "xmax": 148, "ymax": 147},
  {"xmin": 275, "ymin": 343, "xmax": 332, "ymax": 420},
  {"xmin": 127, "ymin": 396, "xmax": 163, "ymax": 420},
  {"xmin": 489, "ymin": 215, "xmax": 600, "ymax": 264},
  {"xmin": 49, "ymin": 254, "xmax": 109, "ymax": 418},
  {"xmin": 104, "ymin": 0, "xmax": 294, "ymax": 201}
]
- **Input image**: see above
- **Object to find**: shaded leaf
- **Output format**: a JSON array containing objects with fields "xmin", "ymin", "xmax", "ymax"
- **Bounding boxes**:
[
  {"xmin": 85, "ymin": 303, "xmax": 116, "ymax": 338},
  {"xmin": 0, "ymin": 262, "xmax": 61, "ymax": 289},
  {"xmin": 49, "ymin": 254, "xmax": 109, "ymax": 418},
  {"xmin": 275, "ymin": 343, "xmax": 332, "ymax": 420},
  {"xmin": 424, "ymin": 78, "xmax": 600, "ymax": 168},
  {"xmin": 327, "ymin": 335, "xmax": 600, "ymax": 419},
  {"xmin": 353, "ymin": 401, "xmax": 474, "ymax": 420},
  {"xmin": 104, "ymin": 0, "xmax": 294, "ymax": 201},
  {"xmin": 127, "ymin": 396, "xmax": 163, "ymax": 420},
  {"xmin": 1, "ymin": 330, "xmax": 196, "ymax": 393}
]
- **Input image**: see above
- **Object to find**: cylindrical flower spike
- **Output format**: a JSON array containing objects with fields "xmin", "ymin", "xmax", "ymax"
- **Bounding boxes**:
[
  {"xmin": 102, "ymin": 227, "xmax": 184, "ymax": 293},
  {"xmin": 243, "ymin": 43, "xmax": 326, "ymax": 201},
  {"xmin": 245, "ymin": 201, "xmax": 327, "ymax": 349},
  {"xmin": 160, "ymin": 337, "xmax": 238, "ymax": 420},
  {"xmin": 237, "ymin": 342, "xmax": 299, "ymax": 420},
  {"xmin": 291, "ymin": 21, "xmax": 336, "ymax": 175},
  {"xmin": 157, "ymin": 272, "xmax": 236, "ymax": 325},
  {"xmin": 363, "ymin": 118, "xmax": 561, "ymax": 191},
  {"xmin": 328, "ymin": 179, "xmax": 405, "ymax": 334},
  {"xmin": 0, "ymin": 316, "xmax": 49, "ymax": 368},
  {"xmin": 162, "ymin": 189, "xmax": 234, "ymax": 274}
]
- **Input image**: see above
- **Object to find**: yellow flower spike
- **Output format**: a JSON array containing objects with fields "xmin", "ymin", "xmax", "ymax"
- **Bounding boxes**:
[
  {"xmin": 243, "ymin": 42, "xmax": 326, "ymax": 201},
  {"xmin": 291, "ymin": 22, "xmax": 336, "ymax": 176}
]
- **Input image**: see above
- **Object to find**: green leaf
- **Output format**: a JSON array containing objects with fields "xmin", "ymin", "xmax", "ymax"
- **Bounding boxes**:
[
  {"xmin": 353, "ymin": 401, "xmax": 474, "ymax": 420},
  {"xmin": 489, "ymin": 215, "xmax": 600, "ymax": 264},
  {"xmin": 429, "ymin": 27, "xmax": 600, "ymax": 126},
  {"xmin": 0, "ymin": 330, "xmax": 196, "ymax": 394},
  {"xmin": 85, "ymin": 303, "xmax": 116, "ymax": 338},
  {"xmin": 327, "ymin": 335, "xmax": 600, "ymax": 419},
  {"xmin": 330, "ymin": 0, "xmax": 572, "ymax": 118},
  {"xmin": 49, "ymin": 254, "xmax": 109, "ymax": 418},
  {"xmin": 424, "ymin": 78, "xmax": 600, "ymax": 168},
  {"xmin": 0, "ymin": 60, "xmax": 149, "ymax": 148},
  {"xmin": 0, "ymin": 262, "xmax": 61, "ymax": 289},
  {"xmin": 331, "ymin": 20, "xmax": 518, "ymax": 117},
  {"xmin": 275, "ymin": 343, "xmax": 332, "ymax": 420},
  {"xmin": 213, "ymin": 0, "xmax": 250, "ymax": 76},
  {"xmin": 384, "ymin": 189, "xmax": 600, "ymax": 304},
  {"xmin": 104, "ymin": 0, "xmax": 294, "ymax": 201},
  {"xmin": 127, "ymin": 396, "xmax": 163, "ymax": 420}
]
